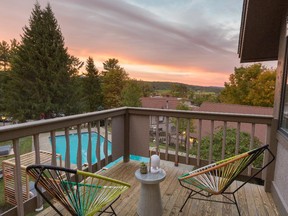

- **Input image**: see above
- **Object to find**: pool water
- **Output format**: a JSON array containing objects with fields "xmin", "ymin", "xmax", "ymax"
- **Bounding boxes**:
[
  {"xmin": 52, "ymin": 132, "xmax": 112, "ymax": 165},
  {"xmin": 52, "ymin": 132, "xmax": 150, "ymax": 167},
  {"xmin": 105, "ymin": 155, "xmax": 150, "ymax": 168}
]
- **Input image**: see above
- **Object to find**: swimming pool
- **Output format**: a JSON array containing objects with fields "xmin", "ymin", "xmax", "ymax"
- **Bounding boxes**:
[
  {"xmin": 51, "ymin": 132, "xmax": 150, "ymax": 167},
  {"xmin": 52, "ymin": 132, "xmax": 112, "ymax": 165},
  {"xmin": 105, "ymin": 154, "xmax": 150, "ymax": 168}
]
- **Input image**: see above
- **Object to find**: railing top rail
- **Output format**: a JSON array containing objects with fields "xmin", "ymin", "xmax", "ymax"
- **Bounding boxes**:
[
  {"xmin": 0, "ymin": 107, "xmax": 127, "ymax": 142},
  {"xmin": 127, "ymin": 107, "xmax": 273, "ymax": 124},
  {"xmin": 0, "ymin": 107, "xmax": 273, "ymax": 142}
]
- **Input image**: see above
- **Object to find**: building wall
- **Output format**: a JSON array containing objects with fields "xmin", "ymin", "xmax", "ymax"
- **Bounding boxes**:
[
  {"xmin": 272, "ymin": 133, "xmax": 288, "ymax": 214},
  {"xmin": 273, "ymin": 8, "xmax": 288, "ymax": 215}
]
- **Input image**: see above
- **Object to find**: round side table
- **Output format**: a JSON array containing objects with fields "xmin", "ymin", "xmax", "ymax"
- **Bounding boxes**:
[{"xmin": 135, "ymin": 169, "xmax": 166, "ymax": 216}]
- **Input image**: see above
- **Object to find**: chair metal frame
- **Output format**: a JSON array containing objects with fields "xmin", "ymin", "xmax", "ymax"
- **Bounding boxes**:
[
  {"xmin": 26, "ymin": 165, "xmax": 130, "ymax": 216},
  {"xmin": 178, "ymin": 145, "xmax": 275, "ymax": 216}
]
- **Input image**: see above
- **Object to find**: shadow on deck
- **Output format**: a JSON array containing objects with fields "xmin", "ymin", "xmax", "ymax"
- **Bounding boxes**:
[{"xmin": 36, "ymin": 160, "xmax": 279, "ymax": 216}]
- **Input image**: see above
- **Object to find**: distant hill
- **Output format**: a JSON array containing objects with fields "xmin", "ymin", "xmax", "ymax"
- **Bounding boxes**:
[{"xmin": 143, "ymin": 81, "xmax": 224, "ymax": 94}]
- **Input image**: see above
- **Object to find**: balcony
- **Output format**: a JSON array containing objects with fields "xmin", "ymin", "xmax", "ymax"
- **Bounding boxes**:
[{"xmin": 0, "ymin": 107, "xmax": 278, "ymax": 215}]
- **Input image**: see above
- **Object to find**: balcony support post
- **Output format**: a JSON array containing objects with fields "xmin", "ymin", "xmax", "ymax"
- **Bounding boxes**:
[{"xmin": 264, "ymin": 118, "xmax": 278, "ymax": 192}]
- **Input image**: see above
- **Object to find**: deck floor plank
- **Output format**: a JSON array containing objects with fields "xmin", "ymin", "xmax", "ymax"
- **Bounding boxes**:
[{"xmin": 36, "ymin": 160, "xmax": 279, "ymax": 216}]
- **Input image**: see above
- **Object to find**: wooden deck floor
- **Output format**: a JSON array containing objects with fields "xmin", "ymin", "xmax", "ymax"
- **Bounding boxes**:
[{"xmin": 36, "ymin": 160, "xmax": 279, "ymax": 216}]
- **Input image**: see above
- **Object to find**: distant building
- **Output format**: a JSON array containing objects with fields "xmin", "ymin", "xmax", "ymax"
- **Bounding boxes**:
[
  {"xmin": 141, "ymin": 96, "xmax": 198, "ymax": 110},
  {"xmin": 194, "ymin": 102, "xmax": 273, "ymax": 144},
  {"xmin": 141, "ymin": 96, "xmax": 181, "ymax": 110},
  {"xmin": 198, "ymin": 102, "xmax": 273, "ymax": 115},
  {"xmin": 141, "ymin": 98, "xmax": 272, "ymax": 145},
  {"xmin": 141, "ymin": 97, "xmax": 181, "ymax": 134}
]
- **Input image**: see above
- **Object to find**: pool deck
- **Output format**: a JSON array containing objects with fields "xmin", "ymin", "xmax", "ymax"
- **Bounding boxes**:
[{"xmin": 36, "ymin": 160, "xmax": 279, "ymax": 216}]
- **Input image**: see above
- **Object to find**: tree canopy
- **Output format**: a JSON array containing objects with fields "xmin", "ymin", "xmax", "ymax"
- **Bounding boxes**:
[
  {"xmin": 101, "ymin": 58, "xmax": 128, "ymax": 109},
  {"xmin": 121, "ymin": 79, "xmax": 143, "ymax": 107},
  {"xmin": 170, "ymin": 83, "xmax": 188, "ymax": 98},
  {"xmin": 0, "ymin": 39, "xmax": 18, "ymax": 72},
  {"xmin": 82, "ymin": 57, "xmax": 103, "ymax": 112},
  {"xmin": 190, "ymin": 127, "xmax": 262, "ymax": 167},
  {"xmin": 219, "ymin": 63, "xmax": 276, "ymax": 107},
  {"xmin": 4, "ymin": 3, "xmax": 82, "ymax": 121}
]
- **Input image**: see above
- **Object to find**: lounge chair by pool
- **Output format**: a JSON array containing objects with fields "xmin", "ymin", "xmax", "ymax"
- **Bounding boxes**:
[{"xmin": 0, "ymin": 145, "xmax": 12, "ymax": 156}]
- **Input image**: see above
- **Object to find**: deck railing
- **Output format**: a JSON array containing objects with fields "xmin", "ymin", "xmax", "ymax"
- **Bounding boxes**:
[{"xmin": 0, "ymin": 107, "xmax": 275, "ymax": 216}]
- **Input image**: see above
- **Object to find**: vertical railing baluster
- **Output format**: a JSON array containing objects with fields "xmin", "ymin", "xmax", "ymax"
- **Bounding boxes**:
[
  {"xmin": 165, "ymin": 116, "xmax": 169, "ymax": 161},
  {"xmin": 13, "ymin": 138, "xmax": 24, "ymax": 216},
  {"xmin": 236, "ymin": 122, "xmax": 241, "ymax": 155},
  {"xmin": 156, "ymin": 116, "xmax": 160, "ymax": 154},
  {"xmin": 65, "ymin": 128, "xmax": 71, "ymax": 169},
  {"xmin": 175, "ymin": 118, "xmax": 179, "ymax": 166},
  {"xmin": 104, "ymin": 119, "xmax": 108, "ymax": 165},
  {"xmin": 222, "ymin": 121, "xmax": 227, "ymax": 160},
  {"xmin": 250, "ymin": 123, "xmax": 255, "ymax": 149},
  {"xmin": 248, "ymin": 123, "xmax": 256, "ymax": 176},
  {"xmin": 33, "ymin": 134, "xmax": 43, "ymax": 211},
  {"xmin": 77, "ymin": 125, "xmax": 82, "ymax": 170},
  {"xmin": 186, "ymin": 119, "xmax": 190, "ymax": 164},
  {"xmin": 209, "ymin": 120, "xmax": 214, "ymax": 164},
  {"xmin": 197, "ymin": 119, "xmax": 202, "ymax": 167},
  {"xmin": 50, "ymin": 131, "xmax": 57, "ymax": 166},
  {"xmin": 96, "ymin": 121, "xmax": 101, "ymax": 170},
  {"xmin": 262, "ymin": 124, "xmax": 271, "ymax": 180},
  {"xmin": 87, "ymin": 123, "xmax": 92, "ymax": 172}
]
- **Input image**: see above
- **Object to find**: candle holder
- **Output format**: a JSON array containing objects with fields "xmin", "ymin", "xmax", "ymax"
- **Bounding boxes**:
[{"xmin": 149, "ymin": 147, "xmax": 161, "ymax": 173}]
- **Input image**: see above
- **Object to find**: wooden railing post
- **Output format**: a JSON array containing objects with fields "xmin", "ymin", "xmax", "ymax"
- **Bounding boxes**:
[
  {"xmin": 65, "ymin": 128, "xmax": 71, "ymax": 169},
  {"xmin": 96, "ymin": 121, "xmax": 101, "ymax": 170},
  {"xmin": 33, "ymin": 134, "xmax": 43, "ymax": 211},
  {"xmin": 13, "ymin": 139, "xmax": 24, "ymax": 216},
  {"xmin": 264, "ymin": 119, "xmax": 278, "ymax": 192},
  {"xmin": 77, "ymin": 125, "xmax": 82, "ymax": 170},
  {"xmin": 87, "ymin": 123, "xmax": 92, "ymax": 172},
  {"xmin": 50, "ymin": 131, "xmax": 57, "ymax": 166},
  {"xmin": 123, "ymin": 112, "xmax": 130, "ymax": 162}
]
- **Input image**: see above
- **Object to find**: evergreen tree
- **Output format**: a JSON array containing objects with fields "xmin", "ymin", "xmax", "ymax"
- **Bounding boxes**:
[
  {"xmin": 5, "ymin": 3, "xmax": 80, "ymax": 121},
  {"xmin": 0, "ymin": 40, "xmax": 19, "ymax": 113},
  {"xmin": 82, "ymin": 57, "xmax": 103, "ymax": 112},
  {"xmin": 101, "ymin": 58, "xmax": 128, "ymax": 109},
  {"xmin": 0, "ymin": 39, "xmax": 18, "ymax": 72},
  {"xmin": 0, "ymin": 41, "xmax": 10, "ymax": 71}
]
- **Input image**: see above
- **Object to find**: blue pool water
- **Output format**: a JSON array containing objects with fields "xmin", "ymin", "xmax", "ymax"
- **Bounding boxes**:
[
  {"xmin": 52, "ymin": 132, "xmax": 150, "ymax": 167},
  {"xmin": 105, "ymin": 155, "xmax": 150, "ymax": 168},
  {"xmin": 52, "ymin": 132, "xmax": 112, "ymax": 165}
]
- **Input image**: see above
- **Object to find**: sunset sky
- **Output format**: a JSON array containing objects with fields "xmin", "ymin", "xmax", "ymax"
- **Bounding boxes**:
[{"xmin": 1, "ymin": 0, "xmax": 277, "ymax": 87}]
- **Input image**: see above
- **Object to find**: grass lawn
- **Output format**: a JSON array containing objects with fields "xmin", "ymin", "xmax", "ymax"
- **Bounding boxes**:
[{"xmin": 0, "ymin": 136, "xmax": 33, "ymax": 213}]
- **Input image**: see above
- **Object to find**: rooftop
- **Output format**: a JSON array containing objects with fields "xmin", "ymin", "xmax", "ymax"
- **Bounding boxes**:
[
  {"xmin": 141, "ymin": 97, "xmax": 181, "ymax": 110},
  {"xmin": 199, "ymin": 102, "xmax": 273, "ymax": 115}
]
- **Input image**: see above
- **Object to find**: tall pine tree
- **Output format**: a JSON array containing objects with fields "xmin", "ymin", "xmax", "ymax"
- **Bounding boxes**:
[
  {"xmin": 5, "ymin": 3, "xmax": 80, "ymax": 121},
  {"xmin": 101, "ymin": 58, "xmax": 128, "ymax": 109},
  {"xmin": 82, "ymin": 57, "xmax": 103, "ymax": 112}
]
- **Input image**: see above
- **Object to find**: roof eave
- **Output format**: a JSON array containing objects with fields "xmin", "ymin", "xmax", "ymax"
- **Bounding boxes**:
[{"xmin": 238, "ymin": 0, "xmax": 286, "ymax": 63}]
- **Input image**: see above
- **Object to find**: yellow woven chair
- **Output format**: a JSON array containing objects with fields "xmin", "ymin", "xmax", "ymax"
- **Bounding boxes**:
[
  {"xmin": 26, "ymin": 165, "xmax": 130, "ymax": 216},
  {"xmin": 178, "ymin": 144, "xmax": 275, "ymax": 216}
]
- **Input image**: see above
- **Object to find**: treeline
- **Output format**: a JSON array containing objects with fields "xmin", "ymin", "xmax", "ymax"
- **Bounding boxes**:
[
  {"xmin": 146, "ymin": 81, "xmax": 223, "ymax": 93},
  {"xmin": 0, "ymin": 3, "xmax": 152, "ymax": 122}
]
